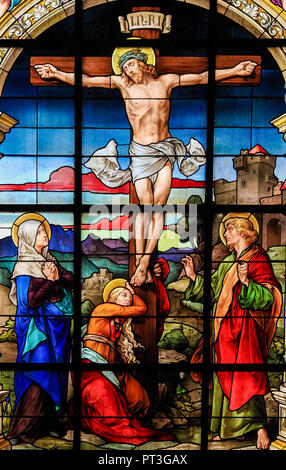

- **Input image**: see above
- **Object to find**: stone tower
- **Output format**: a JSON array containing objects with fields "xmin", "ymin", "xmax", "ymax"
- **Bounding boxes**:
[{"xmin": 233, "ymin": 145, "xmax": 278, "ymax": 204}]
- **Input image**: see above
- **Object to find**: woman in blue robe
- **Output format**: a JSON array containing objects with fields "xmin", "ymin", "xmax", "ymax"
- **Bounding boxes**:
[{"xmin": 7, "ymin": 217, "xmax": 73, "ymax": 445}]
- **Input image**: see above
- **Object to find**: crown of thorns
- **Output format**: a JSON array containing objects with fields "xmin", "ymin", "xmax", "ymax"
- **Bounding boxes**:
[{"xmin": 118, "ymin": 49, "xmax": 148, "ymax": 70}]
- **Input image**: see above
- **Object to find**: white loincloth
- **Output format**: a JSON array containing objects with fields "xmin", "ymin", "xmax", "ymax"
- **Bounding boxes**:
[{"xmin": 84, "ymin": 137, "xmax": 206, "ymax": 187}]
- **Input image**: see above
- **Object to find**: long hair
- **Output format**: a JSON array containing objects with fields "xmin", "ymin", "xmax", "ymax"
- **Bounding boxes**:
[
  {"xmin": 117, "ymin": 318, "xmax": 145, "ymax": 364},
  {"xmin": 121, "ymin": 62, "xmax": 158, "ymax": 87},
  {"xmin": 107, "ymin": 287, "xmax": 145, "ymax": 363}
]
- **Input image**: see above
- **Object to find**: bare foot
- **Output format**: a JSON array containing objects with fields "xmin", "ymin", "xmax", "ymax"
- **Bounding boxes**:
[
  {"xmin": 135, "ymin": 255, "xmax": 141, "ymax": 267},
  {"xmin": 145, "ymin": 269, "xmax": 153, "ymax": 283},
  {"xmin": 212, "ymin": 435, "xmax": 221, "ymax": 441},
  {"xmin": 130, "ymin": 262, "xmax": 148, "ymax": 287},
  {"xmin": 257, "ymin": 428, "xmax": 270, "ymax": 450}
]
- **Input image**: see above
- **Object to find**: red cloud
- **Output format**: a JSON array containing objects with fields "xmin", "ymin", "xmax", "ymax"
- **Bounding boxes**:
[
  {"xmin": 0, "ymin": 166, "xmax": 74, "ymax": 191},
  {"xmin": 81, "ymin": 215, "xmax": 130, "ymax": 230},
  {"xmin": 0, "ymin": 166, "xmax": 206, "ymax": 192},
  {"xmin": 82, "ymin": 173, "xmax": 206, "ymax": 192}
]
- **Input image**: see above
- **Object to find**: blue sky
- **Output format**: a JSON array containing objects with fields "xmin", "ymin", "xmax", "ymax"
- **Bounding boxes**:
[
  {"xmin": 0, "ymin": 55, "xmax": 285, "ymax": 195},
  {"xmin": 213, "ymin": 156, "xmax": 286, "ymax": 183},
  {"xmin": 0, "ymin": 212, "xmax": 74, "ymax": 241}
]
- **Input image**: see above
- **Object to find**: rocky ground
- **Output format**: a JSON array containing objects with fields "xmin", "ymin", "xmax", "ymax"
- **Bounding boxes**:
[
  {"xmin": 8, "ymin": 431, "xmax": 199, "ymax": 451},
  {"xmin": 0, "ymin": 250, "xmax": 282, "ymax": 452},
  {"xmin": 5, "ymin": 380, "xmax": 278, "ymax": 451}
]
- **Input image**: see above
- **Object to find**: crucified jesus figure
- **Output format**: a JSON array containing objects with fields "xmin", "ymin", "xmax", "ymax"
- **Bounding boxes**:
[{"xmin": 35, "ymin": 49, "xmax": 257, "ymax": 287}]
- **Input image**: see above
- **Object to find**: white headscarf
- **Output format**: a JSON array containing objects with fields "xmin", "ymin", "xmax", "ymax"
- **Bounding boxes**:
[{"xmin": 9, "ymin": 220, "xmax": 55, "ymax": 306}]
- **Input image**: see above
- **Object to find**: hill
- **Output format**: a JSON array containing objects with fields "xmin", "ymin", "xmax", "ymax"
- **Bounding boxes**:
[
  {"xmin": 0, "ymin": 224, "xmax": 74, "ymax": 259},
  {"xmin": 82, "ymin": 234, "xmax": 128, "ymax": 265}
]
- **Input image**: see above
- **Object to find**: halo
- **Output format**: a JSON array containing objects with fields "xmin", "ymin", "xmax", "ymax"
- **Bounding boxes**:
[
  {"xmin": 12, "ymin": 213, "xmax": 51, "ymax": 248},
  {"xmin": 102, "ymin": 278, "xmax": 127, "ymax": 303},
  {"xmin": 111, "ymin": 47, "xmax": 156, "ymax": 75},
  {"xmin": 219, "ymin": 212, "xmax": 260, "ymax": 247}
]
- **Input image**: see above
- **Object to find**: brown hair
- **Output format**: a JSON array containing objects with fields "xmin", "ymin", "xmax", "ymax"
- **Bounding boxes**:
[
  {"xmin": 121, "ymin": 61, "xmax": 158, "ymax": 87},
  {"xmin": 224, "ymin": 217, "xmax": 258, "ymax": 245}
]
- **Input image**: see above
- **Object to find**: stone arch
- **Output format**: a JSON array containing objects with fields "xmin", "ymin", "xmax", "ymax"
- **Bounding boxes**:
[
  {"xmin": 262, "ymin": 214, "xmax": 286, "ymax": 249},
  {"xmin": 267, "ymin": 217, "xmax": 282, "ymax": 247},
  {"xmin": 0, "ymin": 0, "xmax": 285, "ymax": 94}
]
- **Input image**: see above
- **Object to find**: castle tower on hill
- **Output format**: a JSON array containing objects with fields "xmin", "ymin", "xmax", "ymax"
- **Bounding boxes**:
[
  {"xmin": 234, "ymin": 145, "xmax": 278, "ymax": 204},
  {"xmin": 215, "ymin": 145, "xmax": 278, "ymax": 205}
]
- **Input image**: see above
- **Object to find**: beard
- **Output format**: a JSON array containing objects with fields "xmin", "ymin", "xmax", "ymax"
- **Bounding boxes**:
[
  {"xmin": 126, "ymin": 69, "xmax": 144, "ymax": 85},
  {"xmin": 129, "ymin": 70, "xmax": 143, "ymax": 85}
]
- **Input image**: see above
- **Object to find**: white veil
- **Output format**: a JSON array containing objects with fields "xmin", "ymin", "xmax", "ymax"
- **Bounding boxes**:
[{"xmin": 9, "ymin": 220, "xmax": 55, "ymax": 306}]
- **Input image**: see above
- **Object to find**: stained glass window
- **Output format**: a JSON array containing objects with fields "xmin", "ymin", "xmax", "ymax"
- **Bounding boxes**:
[{"xmin": 0, "ymin": 0, "xmax": 285, "ymax": 462}]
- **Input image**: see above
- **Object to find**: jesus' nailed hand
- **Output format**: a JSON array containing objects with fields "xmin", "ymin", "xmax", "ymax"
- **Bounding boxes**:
[{"xmin": 34, "ymin": 55, "xmax": 257, "ymax": 287}]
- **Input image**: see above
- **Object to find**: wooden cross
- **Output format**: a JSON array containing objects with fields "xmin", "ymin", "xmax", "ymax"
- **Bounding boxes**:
[
  {"xmin": 30, "ymin": 55, "xmax": 261, "ymax": 87},
  {"xmin": 29, "ymin": 12, "xmax": 261, "ymax": 383}
]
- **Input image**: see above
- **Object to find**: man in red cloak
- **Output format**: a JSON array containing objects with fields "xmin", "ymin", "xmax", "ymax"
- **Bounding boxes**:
[{"xmin": 182, "ymin": 213, "xmax": 282, "ymax": 449}]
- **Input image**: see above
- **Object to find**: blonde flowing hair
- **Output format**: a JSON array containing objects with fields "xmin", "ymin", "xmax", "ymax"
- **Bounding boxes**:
[
  {"xmin": 107, "ymin": 287, "xmax": 145, "ymax": 364},
  {"xmin": 117, "ymin": 318, "xmax": 145, "ymax": 364}
]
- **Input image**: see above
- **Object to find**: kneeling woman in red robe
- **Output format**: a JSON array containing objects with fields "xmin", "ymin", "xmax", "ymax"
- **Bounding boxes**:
[{"xmin": 76, "ymin": 279, "xmax": 173, "ymax": 445}]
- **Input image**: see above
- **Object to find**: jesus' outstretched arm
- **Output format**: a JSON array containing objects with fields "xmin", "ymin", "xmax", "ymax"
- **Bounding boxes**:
[
  {"xmin": 171, "ymin": 60, "xmax": 257, "ymax": 87},
  {"xmin": 34, "ymin": 63, "xmax": 120, "ymax": 88}
]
